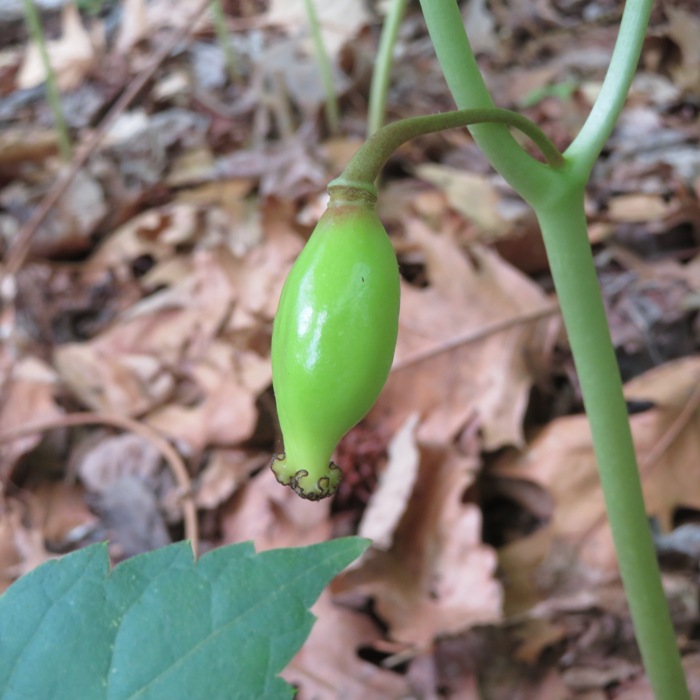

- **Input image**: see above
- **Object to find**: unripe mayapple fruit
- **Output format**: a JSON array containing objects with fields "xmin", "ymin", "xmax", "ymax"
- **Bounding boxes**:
[
  {"xmin": 271, "ymin": 186, "xmax": 400, "ymax": 500},
  {"xmin": 270, "ymin": 108, "xmax": 563, "ymax": 500}
]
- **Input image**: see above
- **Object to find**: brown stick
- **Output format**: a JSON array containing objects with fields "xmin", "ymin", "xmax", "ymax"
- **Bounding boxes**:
[{"xmin": 390, "ymin": 304, "xmax": 560, "ymax": 372}]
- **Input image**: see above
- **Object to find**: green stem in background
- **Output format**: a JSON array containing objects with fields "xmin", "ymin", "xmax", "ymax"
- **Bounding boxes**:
[
  {"xmin": 420, "ymin": 1, "xmax": 689, "ymax": 697},
  {"xmin": 367, "ymin": 0, "xmax": 408, "ymax": 135},
  {"xmin": 304, "ymin": 0, "xmax": 340, "ymax": 135},
  {"xmin": 334, "ymin": 107, "xmax": 564, "ymax": 195},
  {"xmin": 211, "ymin": 0, "xmax": 241, "ymax": 85},
  {"xmin": 565, "ymin": 0, "xmax": 653, "ymax": 176},
  {"xmin": 22, "ymin": 0, "xmax": 72, "ymax": 160},
  {"xmin": 536, "ymin": 183, "xmax": 689, "ymax": 700}
]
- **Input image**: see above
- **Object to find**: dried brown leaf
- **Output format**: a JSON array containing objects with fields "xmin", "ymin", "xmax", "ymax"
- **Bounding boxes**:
[
  {"xmin": 2, "ymin": 502, "xmax": 54, "ymax": 583},
  {"xmin": 194, "ymin": 449, "xmax": 267, "ymax": 510},
  {"xmin": 54, "ymin": 344, "xmax": 174, "ymax": 416},
  {"xmin": 265, "ymin": 0, "xmax": 370, "ymax": 61},
  {"xmin": 283, "ymin": 593, "xmax": 411, "ymax": 698},
  {"xmin": 224, "ymin": 207, "xmax": 304, "ymax": 327},
  {"xmin": 0, "ymin": 503, "xmax": 23, "ymax": 593},
  {"xmin": 0, "ymin": 127, "xmax": 59, "ymax": 166},
  {"xmin": 606, "ymin": 193, "xmax": 675, "ymax": 223},
  {"xmin": 665, "ymin": 7, "xmax": 700, "ymax": 92},
  {"xmin": 18, "ymin": 4, "xmax": 96, "ymax": 91},
  {"xmin": 54, "ymin": 249, "xmax": 234, "ymax": 417},
  {"xmin": 88, "ymin": 204, "xmax": 201, "ymax": 270},
  {"xmin": 116, "ymin": 0, "xmax": 149, "ymax": 54},
  {"xmin": 379, "ymin": 222, "xmax": 553, "ymax": 449},
  {"xmin": 415, "ymin": 165, "xmax": 510, "ymax": 238},
  {"xmin": 358, "ymin": 413, "xmax": 421, "ymax": 550},
  {"xmin": 336, "ymin": 449, "xmax": 502, "ymax": 645},
  {"xmin": 494, "ymin": 356, "xmax": 700, "ymax": 583},
  {"xmin": 0, "ymin": 357, "xmax": 62, "ymax": 475},
  {"xmin": 32, "ymin": 481, "xmax": 98, "ymax": 549},
  {"xmin": 220, "ymin": 468, "xmax": 331, "ymax": 551}
]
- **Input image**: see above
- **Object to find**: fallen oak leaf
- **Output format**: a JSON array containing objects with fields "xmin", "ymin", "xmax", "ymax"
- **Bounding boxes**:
[
  {"xmin": 283, "ymin": 592, "xmax": 411, "ymax": 697},
  {"xmin": 335, "ymin": 448, "xmax": 502, "ymax": 645},
  {"xmin": 375, "ymin": 220, "xmax": 555, "ymax": 449}
]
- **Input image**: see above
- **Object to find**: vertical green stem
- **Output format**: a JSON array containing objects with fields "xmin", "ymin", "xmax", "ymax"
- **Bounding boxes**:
[
  {"xmin": 22, "ymin": 0, "xmax": 72, "ymax": 160},
  {"xmin": 211, "ymin": 0, "xmax": 241, "ymax": 85},
  {"xmin": 536, "ymin": 184, "xmax": 689, "ymax": 700},
  {"xmin": 420, "ymin": 0, "xmax": 689, "ymax": 696},
  {"xmin": 304, "ymin": 0, "xmax": 340, "ymax": 135},
  {"xmin": 367, "ymin": 0, "xmax": 408, "ymax": 135}
]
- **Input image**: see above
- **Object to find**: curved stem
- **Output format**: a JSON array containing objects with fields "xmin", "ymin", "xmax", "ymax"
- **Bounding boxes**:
[
  {"xmin": 537, "ymin": 186, "xmax": 690, "ymax": 700},
  {"xmin": 418, "ymin": 0, "xmax": 556, "ymax": 205},
  {"xmin": 367, "ymin": 0, "xmax": 408, "ymax": 135},
  {"xmin": 565, "ymin": 0, "xmax": 653, "ymax": 176},
  {"xmin": 333, "ymin": 107, "xmax": 564, "ymax": 193}
]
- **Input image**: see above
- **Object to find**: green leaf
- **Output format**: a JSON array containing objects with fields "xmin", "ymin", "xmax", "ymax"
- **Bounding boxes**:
[{"xmin": 0, "ymin": 537, "xmax": 369, "ymax": 700}]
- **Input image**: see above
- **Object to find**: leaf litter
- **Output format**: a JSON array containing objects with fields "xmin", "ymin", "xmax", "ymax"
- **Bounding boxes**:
[{"xmin": 1, "ymin": 0, "xmax": 700, "ymax": 697}]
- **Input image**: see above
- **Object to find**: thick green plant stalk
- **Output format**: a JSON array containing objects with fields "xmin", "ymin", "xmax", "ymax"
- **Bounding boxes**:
[
  {"xmin": 419, "ymin": 1, "xmax": 689, "ymax": 698},
  {"xmin": 367, "ymin": 0, "xmax": 408, "ymax": 135},
  {"xmin": 536, "ymin": 181, "xmax": 689, "ymax": 699},
  {"xmin": 304, "ymin": 0, "xmax": 340, "ymax": 135},
  {"xmin": 22, "ymin": 0, "xmax": 72, "ymax": 160}
]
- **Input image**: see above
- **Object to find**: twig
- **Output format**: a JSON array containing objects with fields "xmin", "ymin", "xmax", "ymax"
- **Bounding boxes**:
[
  {"xmin": 0, "ymin": 412, "xmax": 199, "ymax": 556},
  {"xmin": 390, "ymin": 303, "xmax": 560, "ymax": 372}
]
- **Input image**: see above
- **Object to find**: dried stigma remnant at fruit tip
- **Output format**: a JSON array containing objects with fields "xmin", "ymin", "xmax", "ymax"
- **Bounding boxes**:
[{"xmin": 270, "ymin": 185, "xmax": 400, "ymax": 500}]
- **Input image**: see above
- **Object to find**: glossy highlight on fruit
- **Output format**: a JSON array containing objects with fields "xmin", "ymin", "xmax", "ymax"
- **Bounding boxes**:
[{"xmin": 271, "ymin": 186, "xmax": 400, "ymax": 499}]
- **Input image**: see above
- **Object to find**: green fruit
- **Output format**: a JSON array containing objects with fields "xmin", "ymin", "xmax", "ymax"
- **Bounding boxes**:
[{"xmin": 271, "ymin": 188, "xmax": 400, "ymax": 500}]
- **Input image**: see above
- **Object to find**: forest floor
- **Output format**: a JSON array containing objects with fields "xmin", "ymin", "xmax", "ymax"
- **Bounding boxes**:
[{"xmin": 1, "ymin": 0, "xmax": 700, "ymax": 697}]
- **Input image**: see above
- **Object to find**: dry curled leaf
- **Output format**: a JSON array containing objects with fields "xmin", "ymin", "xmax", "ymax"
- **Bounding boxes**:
[
  {"xmin": 336, "ymin": 449, "xmax": 502, "ymax": 645},
  {"xmin": 283, "ymin": 592, "xmax": 411, "ymax": 698}
]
